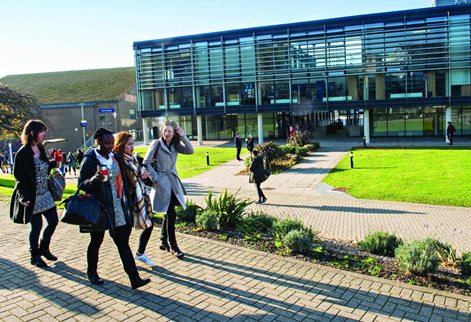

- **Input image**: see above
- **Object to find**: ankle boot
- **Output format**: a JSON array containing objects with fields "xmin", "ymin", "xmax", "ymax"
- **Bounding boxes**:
[
  {"xmin": 159, "ymin": 239, "xmax": 170, "ymax": 252},
  {"xmin": 131, "ymin": 276, "xmax": 151, "ymax": 290},
  {"xmin": 87, "ymin": 270, "xmax": 104, "ymax": 285},
  {"xmin": 39, "ymin": 240, "xmax": 57, "ymax": 261},
  {"xmin": 30, "ymin": 249, "xmax": 48, "ymax": 268},
  {"xmin": 170, "ymin": 244, "xmax": 184, "ymax": 259}
]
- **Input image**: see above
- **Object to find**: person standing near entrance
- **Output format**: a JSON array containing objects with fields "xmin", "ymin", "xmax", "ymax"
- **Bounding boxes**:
[
  {"xmin": 246, "ymin": 133, "xmax": 255, "ymax": 154},
  {"xmin": 447, "ymin": 122, "xmax": 456, "ymax": 145},
  {"xmin": 234, "ymin": 132, "xmax": 242, "ymax": 161}
]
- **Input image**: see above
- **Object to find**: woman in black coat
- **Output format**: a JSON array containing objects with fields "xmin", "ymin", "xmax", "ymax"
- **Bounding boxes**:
[
  {"xmin": 78, "ymin": 128, "xmax": 150, "ymax": 290},
  {"xmin": 249, "ymin": 150, "xmax": 267, "ymax": 204},
  {"xmin": 9, "ymin": 120, "xmax": 59, "ymax": 267}
]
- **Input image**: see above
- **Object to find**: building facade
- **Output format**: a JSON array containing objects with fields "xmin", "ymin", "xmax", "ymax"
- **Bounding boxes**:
[{"xmin": 134, "ymin": 5, "xmax": 471, "ymax": 143}]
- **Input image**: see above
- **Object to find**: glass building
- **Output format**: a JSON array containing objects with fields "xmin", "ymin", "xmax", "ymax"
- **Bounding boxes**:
[{"xmin": 134, "ymin": 5, "xmax": 471, "ymax": 142}]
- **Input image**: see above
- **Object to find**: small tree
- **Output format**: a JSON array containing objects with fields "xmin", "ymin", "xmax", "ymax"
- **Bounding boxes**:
[{"xmin": 0, "ymin": 84, "xmax": 42, "ymax": 139}]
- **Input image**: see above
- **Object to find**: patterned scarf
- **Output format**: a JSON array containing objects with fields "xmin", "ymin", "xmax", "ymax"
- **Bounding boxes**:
[{"xmin": 123, "ymin": 153, "xmax": 153, "ymax": 229}]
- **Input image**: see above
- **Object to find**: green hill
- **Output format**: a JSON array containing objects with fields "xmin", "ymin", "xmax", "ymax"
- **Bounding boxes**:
[{"xmin": 0, "ymin": 67, "xmax": 136, "ymax": 104}]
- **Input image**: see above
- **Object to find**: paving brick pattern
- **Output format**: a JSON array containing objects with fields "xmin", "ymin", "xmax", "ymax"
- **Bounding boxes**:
[{"xmin": 1, "ymin": 206, "xmax": 470, "ymax": 321}]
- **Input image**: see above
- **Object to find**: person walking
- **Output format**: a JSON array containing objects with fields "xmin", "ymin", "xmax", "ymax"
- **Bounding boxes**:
[
  {"xmin": 234, "ymin": 132, "xmax": 242, "ymax": 161},
  {"xmin": 78, "ymin": 128, "xmax": 150, "ymax": 289},
  {"xmin": 76, "ymin": 149, "xmax": 84, "ymax": 167},
  {"xmin": 447, "ymin": 122, "xmax": 456, "ymax": 145},
  {"xmin": 54, "ymin": 149, "xmax": 64, "ymax": 173},
  {"xmin": 113, "ymin": 131, "xmax": 155, "ymax": 266},
  {"xmin": 1, "ymin": 152, "xmax": 9, "ymax": 174},
  {"xmin": 246, "ymin": 133, "xmax": 255, "ymax": 154},
  {"xmin": 249, "ymin": 150, "xmax": 267, "ymax": 205},
  {"xmin": 9, "ymin": 120, "xmax": 59, "ymax": 268},
  {"xmin": 143, "ymin": 121, "xmax": 194, "ymax": 259},
  {"xmin": 66, "ymin": 152, "xmax": 76, "ymax": 176}
]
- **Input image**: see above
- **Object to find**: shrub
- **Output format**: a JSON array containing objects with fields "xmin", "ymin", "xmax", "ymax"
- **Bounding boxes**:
[
  {"xmin": 295, "ymin": 146, "xmax": 309, "ymax": 156},
  {"xmin": 358, "ymin": 231, "xmax": 403, "ymax": 257},
  {"xmin": 304, "ymin": 144, "xmax": 315, "ymax": 152},
  {"xmin": 461, "ymin": 252, "xmax": 471, "ymax": 276},
  {"xmin": 287, "ymin": 130, "xmax": 312, "ymax": 147},
  {"xmin": 195, "ymin": 209, "xmax": 219, "ymax": 231},
  {"xmin": 395, "ymin": 239, "xmax": 440, "ymax": 275},
  {"xmin": 425, "ymin": 239, "xmax": 460, "ymax": 268},
  {"xmin": 273, "ymin": 218, "xmax": 305, "ymax": 241},
  {"xmin": 176, "ymin": 200, "xmax": 202, "ymax": 223},
  {"xmin": 254, "ymin": 142, "xmax": 285, "ymax": 161},
  {"xmin": 244, "ymin": 156, "xmax": 252, "ymax": 168},
  {"xmin": 279, "ymin": 144, "xmax": 295, "ymax": 154},
  {"xmin": 239, "ymin": 211, "xmax": 277, "ymax": 234},
  {"xmin": 204, "ymin": 190, "xmax": 252, "ymax": 229},
  {"xmin": 283, "ymin": 229, "xmax": 314, "ymax": 254}
]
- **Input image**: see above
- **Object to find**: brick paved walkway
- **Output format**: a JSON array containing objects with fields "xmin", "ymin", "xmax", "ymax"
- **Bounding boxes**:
[{"xmin": 1, "ymin": 203, "xmax": 470, "ymax": 321}]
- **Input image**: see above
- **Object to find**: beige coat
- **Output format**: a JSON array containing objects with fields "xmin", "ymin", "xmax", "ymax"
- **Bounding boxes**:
[{"xmin": 143, "ymin": 136, "xmax": 194, "ymax": 213}]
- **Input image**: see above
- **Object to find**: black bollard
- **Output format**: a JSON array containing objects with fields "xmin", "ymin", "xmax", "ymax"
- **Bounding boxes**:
[
  {"xmin": 206, "ymin": 152, "xmax": 210, "ymax": 166},
  {"xmin": 363, "ymin": 136, "xmax": 366, "ymax": 147},
  {"xmin": 350, "ymin": 152, "xmax": 354, "ymax": 169}
]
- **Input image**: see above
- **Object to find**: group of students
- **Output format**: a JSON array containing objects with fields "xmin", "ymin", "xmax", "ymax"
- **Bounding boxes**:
[
  {"xmin": 49, "ymin": 149, "xmax": 79, "ymax": 176},
  {"xmin": 9, "ymin": 119, "xmax": 194, "ymax": 290}
]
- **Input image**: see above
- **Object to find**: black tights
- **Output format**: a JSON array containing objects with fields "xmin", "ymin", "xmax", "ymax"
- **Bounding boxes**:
[
  {"xmin": 137, "ymin": 224, "xmax": 154, "ymax": 255},
  {"xmin": 161, "ymin": 192, "xmax": 179, "ymax": 246},
  {"xmin": 255, "ymin": 182, "xmax": 266, "ymax": 202},
  {"xmin": 87, "ymin": 225, "xmax": 139, "ymax": 280},
  {"xmin": 29, "ymin": 207, "xmax": 58, "ymax": 251}
]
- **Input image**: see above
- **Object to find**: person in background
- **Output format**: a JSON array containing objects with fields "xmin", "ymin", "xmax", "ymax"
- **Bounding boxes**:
[
  {"xmin": 249, "ymin": 150, "xmax": 267, "ymax": 205},
  {"xmin": 76, "ymin": 149, "xmax": 84, "ymax": 167},
  {"xmin": 66, "ymin": 152, "xmax": 76, "ymax": 176},
  {"xmin": 144, "ymin": 121, "xmax": 194, "ymax": 259},
  {"xmin": 446, "ymin": 121, "xmax": 456, "ymax": 145},
  {"xmin": 1, "ymin": 152, "xmax": 9, "ymax": 173},
  {"xmin": 78, "ymin": 128, "xmax": 151, "ymax": 289},
  {"xmin": 246, "ymin": 133, "xmax": 255, "ymax": 154},
  {"xmin": 9, "ymin": 120, "xmax": 59, "ymax": 267},
  {"xmin": 54, "ymin": 149, "xmax": 64, "ymax": 173},
  {"xmin": 234, "ymin": 132, "xmax": 242, "ymax": 161},
  {"xmin": 113, "ymin": 132, "xmax": 154, "ymax": 266}
]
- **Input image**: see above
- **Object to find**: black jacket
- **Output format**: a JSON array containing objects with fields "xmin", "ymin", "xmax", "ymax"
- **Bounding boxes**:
[
  {"xmin": 235, "ymin": 137, "xmax": 242, "ymax": 148},
  {"xmin": 78, "ymin": 149, "xmax": 132, "ymax": 232},
  {"xmin": 250, "ymin": 156, "xmax": 266, "ymax": 184},
  {"xmin": 246, "ymin": 138, "xmax": 254, "ymax": 151},
  {"xmin": 9, "ymin": 144, "xmax": 55, "ymax": 224}
]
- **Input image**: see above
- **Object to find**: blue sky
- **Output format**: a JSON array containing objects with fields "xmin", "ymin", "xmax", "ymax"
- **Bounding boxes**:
[{"xmin": 0, "ymin": 0, "xmax": 431, "ymax": 78}]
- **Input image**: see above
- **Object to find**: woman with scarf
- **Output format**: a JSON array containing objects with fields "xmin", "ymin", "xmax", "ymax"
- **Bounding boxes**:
[
  {"xmin": 78, "ymin": 128, "xmax": 150, "ymax": 289},
  {"xmin": 113, "ymin": 131, "xmax": 154, "ymax": 266}
]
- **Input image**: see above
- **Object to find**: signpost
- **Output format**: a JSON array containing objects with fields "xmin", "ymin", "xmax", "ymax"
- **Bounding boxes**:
[
  {"xmin": 80, "ymin": 103, "xmax": 87, "ymax": 149},
  {"xmin": 99, "ymin": 108, "xmax": 115, "ymax": 113}
]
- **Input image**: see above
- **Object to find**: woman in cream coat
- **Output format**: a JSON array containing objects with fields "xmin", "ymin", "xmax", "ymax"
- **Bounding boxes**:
[{"xmin": 143, "ymin": 121, "xmax": 194, "ymax": 258}]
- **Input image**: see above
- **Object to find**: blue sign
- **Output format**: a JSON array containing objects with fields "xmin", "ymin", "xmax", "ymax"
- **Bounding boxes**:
[
  {"xmin": 80, "ymin": 120, "xmax": 88, "ymax": 128},
  {"xmin": 99, "ymin": 108, "xmax": 115, "ymax": 113}
]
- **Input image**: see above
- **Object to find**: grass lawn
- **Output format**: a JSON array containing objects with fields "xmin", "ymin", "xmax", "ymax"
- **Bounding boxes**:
[
  {"xmin": 0, "ymin": 146, "xmax": 244, "ymax": 199},
  {"xmin": 134, "ymin": 146, "xmax": 247, "ymax": 179},
  {"xmin": 0, "ymin": 175, "xmax": 78, "ymax": 204},
  {"xmin": 323, "ymin": 147, "xmax": 471, "ymax": 207}
]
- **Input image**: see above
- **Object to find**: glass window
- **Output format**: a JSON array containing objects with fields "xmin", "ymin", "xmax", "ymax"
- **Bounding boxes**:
[
  {"xmin": 388, "ymin": 111, "xmax": 405, "ymax": 136},
  {"xmin": 226, "ymin": 84, "xmax": 240, "ymax": 106},
  {"xmin": 274, "ymin": 81, "xmax": 290, "ymax": 103},
  {"xmin": 462, "ymin": 106, "xmax": 471, "ymax": 135},
  {"xmin": 327, "ymin": 77, "xmax": 347, "ymax": 101},
  {"xmin": 241, "ymin": 83, "xmax": 256, "ymax": 106},
  {"xmin": 407, "ymin": 72, "xmax": 425, "ymax": 98},
  {"xmin": 386, "ymin": 73, "xmax": 406, "ymax": 99},
  {"xmin": 405, "ymin": 107, "xmax": 423, "ymax": 136},
  {"xmin": 260, "ymin": 82, "xmax": 274, "ymax": 105},
  {"xmin": 372, "ymin": 109, "xmax": 388, "ymax": 136}
]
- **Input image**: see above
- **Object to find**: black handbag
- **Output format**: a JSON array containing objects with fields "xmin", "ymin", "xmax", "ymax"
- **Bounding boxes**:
[{"xmin": 59, "ymin": 191, "xmax": 105, "ymax": 227}]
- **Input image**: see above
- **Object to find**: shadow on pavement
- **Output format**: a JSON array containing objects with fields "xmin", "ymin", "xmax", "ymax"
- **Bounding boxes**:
[
  {"xmin": 265, "ymin": 203, "xmax": 426, "ymax": 215},
  {"xmin": 182, "ymin": 253, "xmax": 468, "ymax": 321},
  {"xmin": 0, "ymin": 258, "xmax": 100, "ymax": 315}
]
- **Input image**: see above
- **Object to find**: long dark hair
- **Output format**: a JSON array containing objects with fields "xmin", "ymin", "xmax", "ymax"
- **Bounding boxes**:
[
  {"xmin": 20, "ymin": 120, "xmax": 47, "ymax": 146},
  {"xmin": 160, "ymin": 121, "xmax": 181, "ymax": 146}
]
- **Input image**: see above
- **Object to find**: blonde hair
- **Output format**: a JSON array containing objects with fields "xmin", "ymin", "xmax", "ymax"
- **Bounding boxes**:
[{"xmin": 160, "ymin": 120, "xmax": 181, "ymax": 145}]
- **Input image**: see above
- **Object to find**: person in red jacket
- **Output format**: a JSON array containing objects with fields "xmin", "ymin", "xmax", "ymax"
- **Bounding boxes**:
[{"xmin": 54, "ymin": 149, "xmax": 63, "ymax": 170}]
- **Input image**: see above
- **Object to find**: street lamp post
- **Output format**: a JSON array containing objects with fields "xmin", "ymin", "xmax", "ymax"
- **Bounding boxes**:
[
  {"xmin": 80, "ymin": 103, "xmax": 87, "ymax": 149},
  {"xmin": 113, "ymin": 112, "xmax": 118, "ymax": 133}
]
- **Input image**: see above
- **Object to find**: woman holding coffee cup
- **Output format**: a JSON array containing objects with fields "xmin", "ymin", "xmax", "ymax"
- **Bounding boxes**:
[{"xmin": 78, "ymin": 128, "xmax": 150, "ymax": 289}]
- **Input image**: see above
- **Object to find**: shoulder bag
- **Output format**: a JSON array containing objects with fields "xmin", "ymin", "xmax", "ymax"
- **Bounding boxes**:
[{"xmin": 59, "ymin": 190, "xmax": 105, "ymax": 227}]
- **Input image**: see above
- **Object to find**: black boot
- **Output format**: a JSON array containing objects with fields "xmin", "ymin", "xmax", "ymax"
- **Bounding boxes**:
[
  {"xmin": 39, "ymin": 239, "xmax": 57, "ymax": 261},
  {"xmin": 159, "ymin": 238, "xmax": 170, "ymax": 252},
  {"xmin": 30, "ymin": 249, "xmax": 47, "ymax": 268},
  {"xmin": 170, "ymin": 243, "xmax": 184, "ymax": 259},
  {"xmin": 87, "ymin": 270, "xmax": 104, "ymax": 285},
  {"xmin": 130, "ymin": 276, "xmax": 151, "ymax": 290}
]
